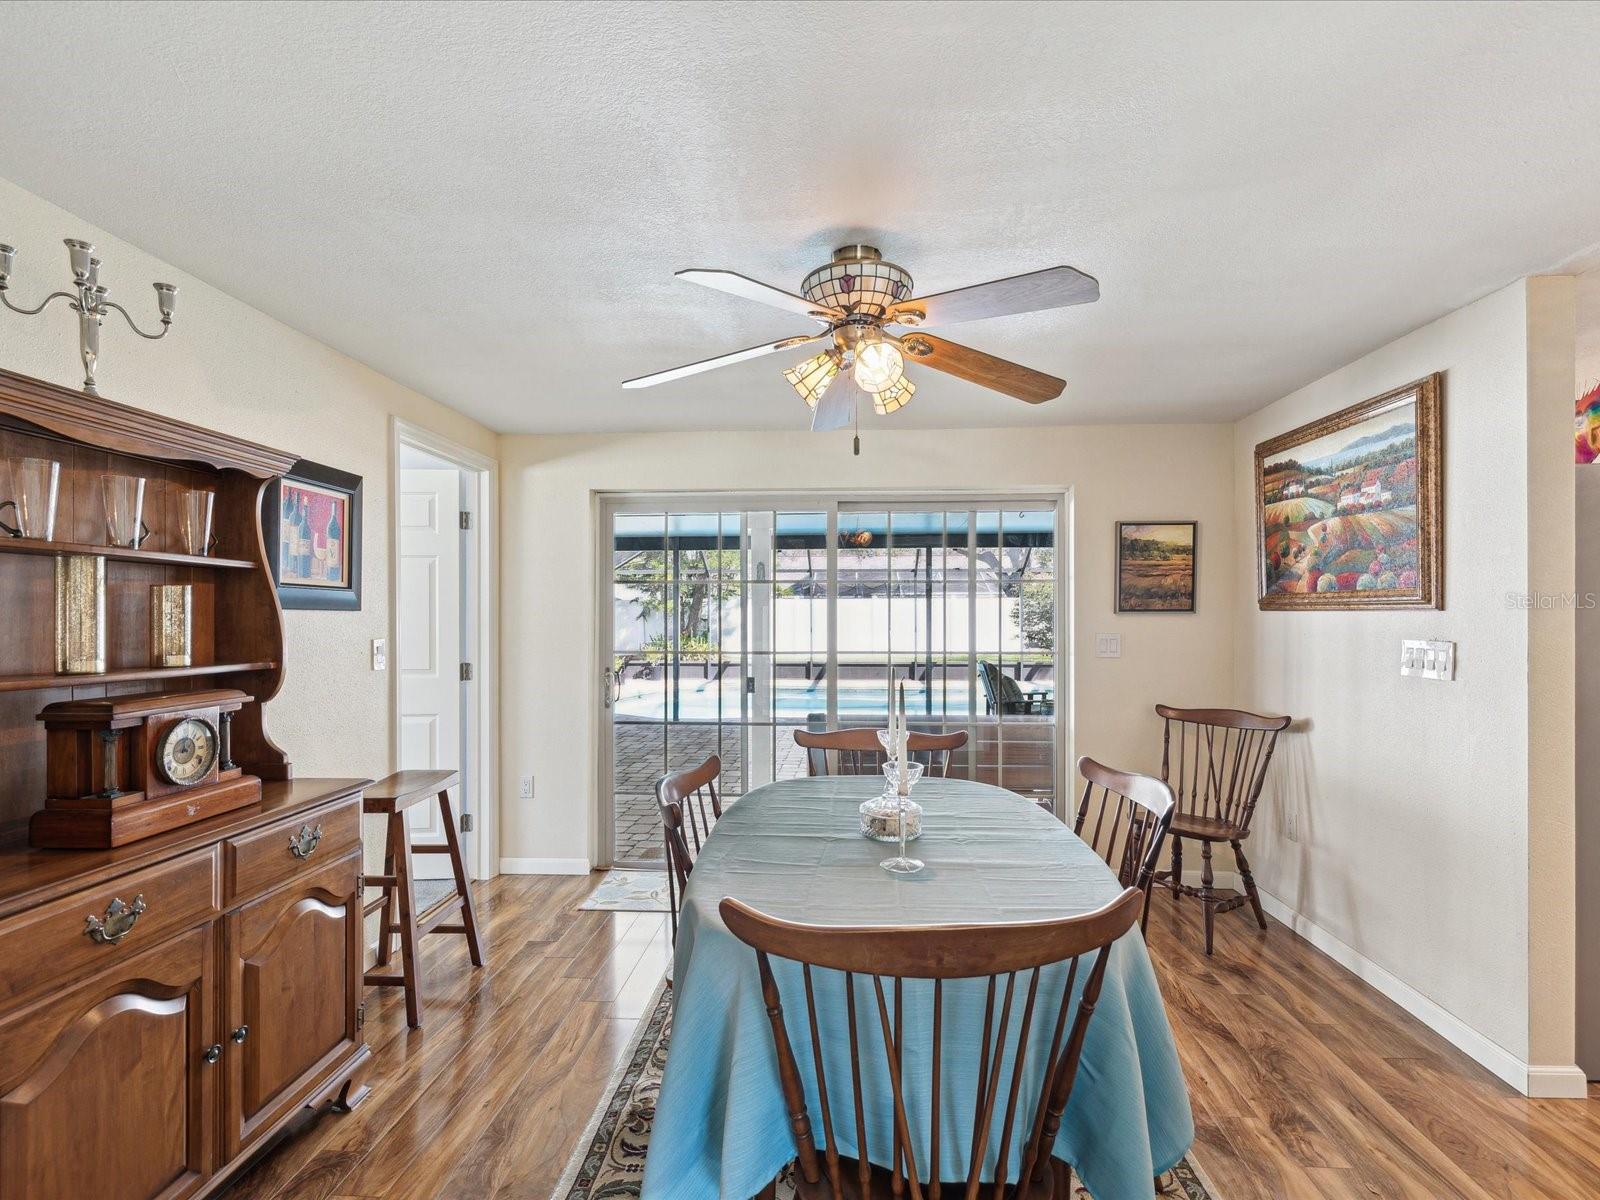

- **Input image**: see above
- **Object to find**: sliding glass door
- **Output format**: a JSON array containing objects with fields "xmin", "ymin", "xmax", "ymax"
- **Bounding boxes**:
[{"xmin": 605, "ymin": 497, "xmax": 1062, "ymax": 865}]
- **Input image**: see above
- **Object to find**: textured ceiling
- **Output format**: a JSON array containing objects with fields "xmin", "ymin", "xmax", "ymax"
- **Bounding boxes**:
[{"xmin": 0, "ymin": 1, "xmax": 1598, "ymax": 433}]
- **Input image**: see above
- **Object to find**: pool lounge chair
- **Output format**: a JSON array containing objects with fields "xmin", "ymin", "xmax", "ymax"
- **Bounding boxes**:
[{"xmin": 979, "ymin": 660, "xmax": 1054, "ymax": 716}]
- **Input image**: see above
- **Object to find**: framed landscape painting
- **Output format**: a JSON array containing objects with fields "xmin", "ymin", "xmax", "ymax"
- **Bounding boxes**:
[
  {"xmin": 1255, "ymin": 373, "xmax": 1442, "ymax": 610},
  {"xmin": 1116, "ymin": 522, "xmax": 1197, "ymax": 612}
]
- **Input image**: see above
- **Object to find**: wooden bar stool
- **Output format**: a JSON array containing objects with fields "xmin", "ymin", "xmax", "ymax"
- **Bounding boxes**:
[{"xmin": 361, "ymin": 769, "xmax": 483, "ymax": 1027}]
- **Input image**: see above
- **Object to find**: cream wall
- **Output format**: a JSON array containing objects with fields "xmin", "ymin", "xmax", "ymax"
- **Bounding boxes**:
[
  {"xmin": 498, "ymin": 425, "xmax": 1238, "ymax": 869},
  {"xmin": 1233, "ymin": 278, "xmax": 1579, "ymax": 1094},
  {"xmin": 0, "ymin": 175, "xmax": 498, "ymax": 781}
]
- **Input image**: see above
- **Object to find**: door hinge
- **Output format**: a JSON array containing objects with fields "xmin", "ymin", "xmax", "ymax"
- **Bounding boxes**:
[
  {"xmin": 460, "ymin": 813, "xmax": 474, "ymax": 833},
  {"xmin": 459, "ymin": 510, "xmax": 472, "ymax": 530},
  {"xmin": 356, "ymin": 1002, "xmax": 366, "ymax": 1030},
  {"xmin": 460, "ymin": 662, "xmax": 473, "ymax": 682}
]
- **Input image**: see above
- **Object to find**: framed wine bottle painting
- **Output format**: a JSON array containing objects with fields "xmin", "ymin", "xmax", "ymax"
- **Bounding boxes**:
[{"xmin": 263, "ymin": 459, "xmax": 363, "ymax": 611}]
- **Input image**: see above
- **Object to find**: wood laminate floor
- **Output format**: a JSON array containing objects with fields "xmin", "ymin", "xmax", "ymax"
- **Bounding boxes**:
[{"xmin": 223, "ymin": 873, "xmax": 1600, "ymax": 1200}]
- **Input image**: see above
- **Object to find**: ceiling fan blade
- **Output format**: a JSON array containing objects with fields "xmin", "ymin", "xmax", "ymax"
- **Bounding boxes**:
[
  {"xmin": 886, "ymin": 265, "xmax": 1098, "ymax": 328},
  {"xmin": 898, "ymin": 333, "xmax": 1065, "ymax": 404},
  {"xmin": 677, "ymin": 269, "xmax": 844, "ymax": 322},
  {"xmin": 811, "ymin": 377, "xmax": 861, "ymax": 432},
  {"xmin": 622, "ymin": 332, "xmax": 827, "ymax": 389}
]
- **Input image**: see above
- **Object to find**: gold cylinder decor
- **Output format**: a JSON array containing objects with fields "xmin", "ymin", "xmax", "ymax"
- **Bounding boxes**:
[
  {"xmin": 54, "ymin": 554, "xmax": 107, "ymax": 674},
  {"xmin": 150, "ymin": 584, "xmax": 193, "ymax": 668}
]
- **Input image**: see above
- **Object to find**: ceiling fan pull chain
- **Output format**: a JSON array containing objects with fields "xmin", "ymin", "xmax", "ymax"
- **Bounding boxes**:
[{"xmin": 853, "ymin": 400, "xmax": 861, "ymax": 456}]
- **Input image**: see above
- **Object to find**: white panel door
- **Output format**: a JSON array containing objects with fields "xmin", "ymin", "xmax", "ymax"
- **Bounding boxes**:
[{"xmin": 399, "ymin": 467, "xmax": 461, "ymax": 879}]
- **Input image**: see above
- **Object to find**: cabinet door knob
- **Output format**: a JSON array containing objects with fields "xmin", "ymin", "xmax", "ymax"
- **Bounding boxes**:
[
  {"xmin": 230, "ymin": 1025, "xmax": 249, "ymax": 1044},
  {"xmin": 202, "ymin": 1044, "xmax": 222, "ymax": 1065},
  {"xmin": 289, "ymin": 823, "xmax": 323, "ymax": 860},
  {"xmin": 84, "ymin": 893, "xmax": 147, "ymax": 944}
]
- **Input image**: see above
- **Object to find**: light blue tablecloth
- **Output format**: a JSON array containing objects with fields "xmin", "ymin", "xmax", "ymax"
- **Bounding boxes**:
[{"xmin": 641, "ymin": 777, "xmax": 1193, "ymax": 1200}]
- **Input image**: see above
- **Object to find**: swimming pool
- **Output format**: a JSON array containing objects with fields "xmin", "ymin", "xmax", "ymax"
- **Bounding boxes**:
[{"xmin": 614, "ymin": 677, "xmax": 1050, "ymax": 722}]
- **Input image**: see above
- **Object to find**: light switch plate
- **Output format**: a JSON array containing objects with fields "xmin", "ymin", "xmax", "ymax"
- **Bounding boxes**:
[
  {"xmin": 371, "ymin": 638, "xmax": 387, "ymax": 671},
  {"xmin": 1400, "ymin": 638, "xmax": 1454, "ymax": 680},
  {"xmin": 1095, "ymin": 634, "xmax": 1122, "ymax": 659}
]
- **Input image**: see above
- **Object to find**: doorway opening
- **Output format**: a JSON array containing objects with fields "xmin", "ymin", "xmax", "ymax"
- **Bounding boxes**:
[
  {"xmin": 599, "ymin": 494, "xmax": 1065, "ymax": 868},
  {"xmin": 391, "ymin": 420, "xmax": 497, "ymax": 881}
]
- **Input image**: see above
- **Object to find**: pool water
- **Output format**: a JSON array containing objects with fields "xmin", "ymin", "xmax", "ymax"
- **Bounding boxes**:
[{"xmin": 614, "ymin": 678, "xmax": 1049, "ymax": 722}]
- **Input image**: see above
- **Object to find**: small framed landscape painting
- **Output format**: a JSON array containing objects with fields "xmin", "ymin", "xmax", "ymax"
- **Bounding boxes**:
[
  {"xmin": 263, "ymin": 459, "xmax": 363, "ymax": 611},
  {"xmin": 1255, "ymin": 373, "xmax": 1442, "ymax": 610},
  {"xmin": 1116, "ymin": 522, "xmax": 1197, "ymax": 612}
]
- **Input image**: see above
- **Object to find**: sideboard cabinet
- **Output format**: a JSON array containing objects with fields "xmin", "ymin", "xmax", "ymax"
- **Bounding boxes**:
[{"xmin": 0, "ymin": 779, "xmax": 371, "ymax": 1200}]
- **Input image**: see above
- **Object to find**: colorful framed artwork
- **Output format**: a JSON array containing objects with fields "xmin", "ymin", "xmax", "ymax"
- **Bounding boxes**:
[
  {"xmin": 1116, "ymin": 522, "xmax": 1197, "ymax": 612},
  {"xmin": 1577, "ymin": 381, "xmax": 1600, "ymax": 463},
  {"xmin": 262, "ymin": 459, "xmax": 362, "ymax": 611},
  {"xmin": 1255, "ymin": 373, "xmax": 1442, "ymax": 610}
]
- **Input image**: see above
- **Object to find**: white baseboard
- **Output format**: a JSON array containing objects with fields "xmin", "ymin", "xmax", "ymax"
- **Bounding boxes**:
[
  {"xmin": 1524, "ymin": 1065, "xmax": 1591, "ymax": 1098},
  {"xmin": 499, "ymin": 857, "xmax": 590, "ymax": 875},
  {"xmin": 1255, "ymin": 887, "xmax": 1587, "ymax": 1098}
]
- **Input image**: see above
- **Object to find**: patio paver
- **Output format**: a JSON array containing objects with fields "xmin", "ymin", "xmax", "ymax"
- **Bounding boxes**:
[{"xmin": 612, "ymin": 722, "xmax": 807, "ymax": 861}]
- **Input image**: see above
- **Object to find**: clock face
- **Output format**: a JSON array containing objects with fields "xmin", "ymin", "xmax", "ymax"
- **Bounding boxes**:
[{"xmin": 157, "ymin": 717, "xmax": 219, "ymax": 788}]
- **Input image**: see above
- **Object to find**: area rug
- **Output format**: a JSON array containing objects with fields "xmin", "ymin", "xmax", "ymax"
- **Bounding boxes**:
[
  {"xmin": 554, "ymin": 980, "xmax": 1222, "ymax": 1200},
  {"xmin": 578, "ymin": 869, "xmax": 671, "ymax": 913},
  {"xmin": 412, "ymin": 878, "xmax": 455, "ymax": 912}
]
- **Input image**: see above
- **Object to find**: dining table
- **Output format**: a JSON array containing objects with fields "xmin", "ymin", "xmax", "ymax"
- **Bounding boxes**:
[{"xmin": 640, "ymin": 774, "xmax": 1194, "ymax": 1200}]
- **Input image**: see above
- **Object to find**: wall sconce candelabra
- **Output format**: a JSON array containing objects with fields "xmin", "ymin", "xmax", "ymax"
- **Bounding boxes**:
[{"xmin": 0, "ymin": 238, "xmax": 177, "ymax": 395}]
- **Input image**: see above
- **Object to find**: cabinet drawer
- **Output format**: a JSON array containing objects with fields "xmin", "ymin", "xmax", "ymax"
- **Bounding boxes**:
[
  {"xmin": 224, "ymin": 796, "xmax": 361, "ymax": 905},
  {"xmin": 0, "ymin": 846, "xmax": 220, "ymax": 1012}
]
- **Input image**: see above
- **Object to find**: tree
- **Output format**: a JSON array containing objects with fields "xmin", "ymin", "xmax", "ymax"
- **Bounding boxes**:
[
  {"xmin": 1020, "ymin": 580, "xmax": 1054, "ymax": 653},
  {"xmin": 627, "ymin": 548, "xmax": 742, "ymax": 657}
]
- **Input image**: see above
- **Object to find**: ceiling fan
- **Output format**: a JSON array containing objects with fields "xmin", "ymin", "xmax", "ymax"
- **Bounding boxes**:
[{"xmin": 622, "ymin": 245, "xmax": 1099, "ymax": 443}]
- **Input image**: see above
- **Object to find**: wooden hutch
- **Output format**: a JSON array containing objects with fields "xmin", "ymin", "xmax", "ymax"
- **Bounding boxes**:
[{"xmin": 0, "ymin": 368, "xmax": 371, "ymax": 1200}]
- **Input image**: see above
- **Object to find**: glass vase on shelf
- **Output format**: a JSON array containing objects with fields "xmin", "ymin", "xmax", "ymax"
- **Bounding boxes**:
[
  {"xmin": 100, "ymin": 473, "xmax": 150, "ymax": 548},
  {"xmin": 1, "ymin": 456, "xmax": 60, "ymax": 540},
  {"xmin": 178, "ymin": 488, "xmax": 215, "ymax": 556}
]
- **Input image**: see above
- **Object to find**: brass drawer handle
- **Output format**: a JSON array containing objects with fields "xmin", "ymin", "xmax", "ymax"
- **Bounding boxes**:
[
  {"xmin": 84, "ymin": 894, "xmax": 147, "ymax": 945},
  {"xmin": 289, "ymin": 823, "xmax": 323, "ymax": 860}
]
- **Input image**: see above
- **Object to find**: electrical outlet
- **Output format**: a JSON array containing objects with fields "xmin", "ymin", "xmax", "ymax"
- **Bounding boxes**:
[
  {"xmin": 1400, "ymin": 638, "xmax": 1454, "ymax": 681},
  {"xmin": 519, "ymin": 776, "xmax": 534, "ymax": 799},
  {"xmin": 370, "ymin": 638, "xmax": 387, "ymax": 671},
  {"xmin": 1094, "ymin": 634, "xmax": 1122, "ymax": 659}
]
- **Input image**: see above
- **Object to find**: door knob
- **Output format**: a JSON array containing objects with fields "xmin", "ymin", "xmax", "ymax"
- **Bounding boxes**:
[
  {"xmin": 202, "ymin": 1044, "xmax": 222, "ymax": 1065},
  {"xmin": 230, "ymin": 1025, "xmax": 249, "ymax": 1044}
]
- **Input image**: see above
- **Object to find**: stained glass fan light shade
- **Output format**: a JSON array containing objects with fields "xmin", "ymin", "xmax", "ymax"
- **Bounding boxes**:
[
  {"xmin": 871, "ymin": 375, "xmax": 916, "ymax": 414},
  {"xmin": 783, "ymin": 350, "xmax": 841, "ymax": 408},
  {"xmin": 801, "ymin": 252, "xmax": 914, "ymax": 317}
]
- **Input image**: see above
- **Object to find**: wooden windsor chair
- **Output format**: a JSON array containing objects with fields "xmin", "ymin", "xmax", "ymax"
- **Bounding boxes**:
[
  {"xmin": 1151, "ymin": 704, "xmax": 1291, "ymax": 955},
  {"xmin": 655, "ymin": 754, "xmax": 723, "ymax": 945},
  {"xmin": 721, "ymin": 887, "xmax": 1146, "ymax": 1199},
  {"xmin": 794, "ymin": 727, "xmax": 969, "ymax": 779},
  {"xmin": 1073, "ymin": 756, "xmax": 1175, "ymax": 932}
]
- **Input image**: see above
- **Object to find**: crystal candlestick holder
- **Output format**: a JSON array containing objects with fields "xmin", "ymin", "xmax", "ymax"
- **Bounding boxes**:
[{"xmin": 878, "ymin": 760, "xmax": 925, "ymax": 874}]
